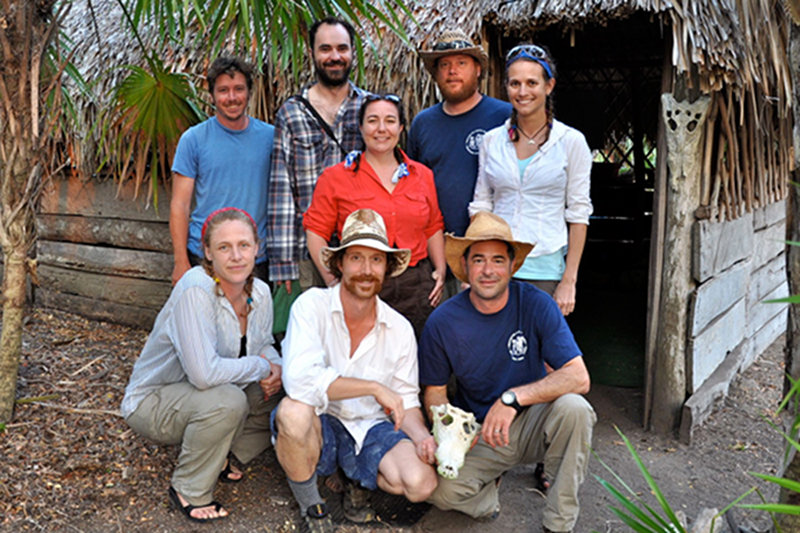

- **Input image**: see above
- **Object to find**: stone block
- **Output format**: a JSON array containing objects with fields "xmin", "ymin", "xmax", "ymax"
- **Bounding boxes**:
[
  {"xmin": 688, "ymin": 298, "xmax": 746, "ymax": 392},
  {"xmin": 693, "ymin": 214, "xmax": 753, "ymax": 282},
  {"xmin": 749, "ymin": 254, "xmax": 788, "ymax": 302},
  {"xmin": 752, "ymin": 221, "xmax": 787, "ymax": 269},
  {"xmin": 753, "ymin": 198, "xmax": 786, "ymax": 230},
  {"xmin": 748, "ymin": 282, "xmax": 789, "ymax": 337},
  {"xmin": 690, "ymin": 261, "xmax": 748, "ymax": 336}
]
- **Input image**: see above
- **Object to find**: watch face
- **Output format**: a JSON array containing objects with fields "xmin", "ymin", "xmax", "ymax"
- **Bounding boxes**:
[{"xmin": 502, "ymin": 391, "xmax": 515, "ymax": 405}]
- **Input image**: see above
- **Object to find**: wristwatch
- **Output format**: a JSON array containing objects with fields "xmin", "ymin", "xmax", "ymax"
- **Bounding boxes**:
[{"xmin": 501, "ymin": 390, "xmax": 524, "ymax": 413}]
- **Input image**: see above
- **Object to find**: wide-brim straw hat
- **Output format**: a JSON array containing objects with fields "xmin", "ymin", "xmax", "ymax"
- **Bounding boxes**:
[
  {"xmin": 321, "ymin": 209, "xmax": 411, "ymax": 278},
  {"xmin": 445, "ymin": 211, "xmax": 535, "ymax": 284},
  {"xmin": 419, "ymin": 29, "xmax": 489, "ymax": 77}
]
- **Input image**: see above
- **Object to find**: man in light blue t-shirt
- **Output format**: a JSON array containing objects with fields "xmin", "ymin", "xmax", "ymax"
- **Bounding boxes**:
[{"xmin": 170, "ymin": 56, "xmax": 274, "ymax": 284}]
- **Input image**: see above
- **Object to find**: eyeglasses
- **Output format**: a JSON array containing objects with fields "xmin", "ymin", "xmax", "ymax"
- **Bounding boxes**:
[
  {"xmin": 365, "ymin": 93, "xmax": 402, "ymax": 104},
  {"xmin": 433, "ymin": 39, "xmax": 475, "ymax": 51},
  {"xmin": 505, "ymin": 44, "xmax": 548, "ymax": 62},
  {"xmin": 505, "ymin": 44, "xmax": 554, "ymax": 78}
]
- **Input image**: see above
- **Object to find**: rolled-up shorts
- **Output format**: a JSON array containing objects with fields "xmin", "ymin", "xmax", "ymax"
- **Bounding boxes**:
[{"xmin": 271, "ymin": 411, "xmax": 409, "ymax": 489}]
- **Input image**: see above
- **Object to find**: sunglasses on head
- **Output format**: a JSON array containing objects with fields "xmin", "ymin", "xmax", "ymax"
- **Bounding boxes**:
[
  {"xmin": 505, "ymin": 44, "xmax": 548, "ymax": 62},
  {"xmin": 365, "ymin": 93, "xmax": 402, "ymax": 104},
  {"xmin": 505, "ymin": 44, "xmax": 554, "ymax": 78},
  {"xmin": 433, "ymin": 39, "xmax": 475, "ymax": 51}
]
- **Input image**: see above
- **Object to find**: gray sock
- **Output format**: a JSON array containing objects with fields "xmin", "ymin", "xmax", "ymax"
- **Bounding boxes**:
[{"xmin": 288, "ymin": 472, "xmax": 323, "ymax": 512}]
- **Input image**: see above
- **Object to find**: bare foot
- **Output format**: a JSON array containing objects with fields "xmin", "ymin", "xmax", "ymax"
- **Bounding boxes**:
[
  {"xmin": 220, "ymin": 458, "xmax": 243, "ymax": 482},
  {"xmin": 169, "ymin": 487, "xmax": 229, "ymax": 521}
]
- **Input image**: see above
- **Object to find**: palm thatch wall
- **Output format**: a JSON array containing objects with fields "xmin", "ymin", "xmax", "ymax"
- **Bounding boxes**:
[{"xmin": 59, "ymin": 0, "xmax": 790, "ymax": 222}]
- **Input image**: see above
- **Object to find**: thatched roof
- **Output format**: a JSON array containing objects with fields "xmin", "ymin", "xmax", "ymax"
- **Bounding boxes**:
[{"xmin": 59, "ymin": 0, "xmax": 791, "ymax": 182}]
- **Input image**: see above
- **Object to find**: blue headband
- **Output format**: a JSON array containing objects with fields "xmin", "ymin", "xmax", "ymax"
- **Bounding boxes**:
[{"xmin": 505, "ymin": 51, "xmax": 554, "ymax": 79}]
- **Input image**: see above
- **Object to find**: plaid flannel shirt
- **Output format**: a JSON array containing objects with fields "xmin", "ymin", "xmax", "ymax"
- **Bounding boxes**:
[{"xmin": 267, "ymin": 82, "xmax": 369, "ymax": 282}]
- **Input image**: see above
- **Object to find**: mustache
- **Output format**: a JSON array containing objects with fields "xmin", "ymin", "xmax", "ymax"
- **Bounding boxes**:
[
  {"xmin": 323, "ymin": 60, "xmax": 347, "ymax": 67},
  {"xmin": 351, "ymin": 274, "xmax": 381, "ymax": 283}
]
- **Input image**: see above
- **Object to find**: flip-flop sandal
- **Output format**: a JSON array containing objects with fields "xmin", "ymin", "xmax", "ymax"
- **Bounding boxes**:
[
  {"xmin": 168, "ymin": 486, "xmax": 227, "ymax": 523},
  {"xmin": 218, "ymin": 454, "xmax": 244, "ymax": 483},
  {"xmin": 533, "ymin": 462, "xmax": 550, "ymax": 497}
]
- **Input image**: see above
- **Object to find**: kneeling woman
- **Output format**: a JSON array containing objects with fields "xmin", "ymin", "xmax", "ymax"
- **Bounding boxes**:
[{"xmin": 121, "ymin": 207, "xmax": 283, "ymax": 523}]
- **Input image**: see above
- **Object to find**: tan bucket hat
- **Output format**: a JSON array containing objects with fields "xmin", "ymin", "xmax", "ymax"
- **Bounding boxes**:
[
  {"xmin": 445, "ymin": 211, "xmax": 534, "ymax": 283},
  {"xmin": 419, "ymin": 29, "xmax": 489, "ymax": 77},
  {"xmin": 321, "ymin": 209, "xmax": 411, "ymax": 278}
]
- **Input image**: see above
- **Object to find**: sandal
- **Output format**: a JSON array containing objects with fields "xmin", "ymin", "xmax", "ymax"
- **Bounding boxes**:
[
  {"xmin": 533, "ymin": 462, "xmax": 550, "ymax": 497},
  {"xmin": 168, "ymin": 486, "xmax": 227, "ymax": 523},
  {"xmin": 303, "ymin": 503, "xmax": 334, "ymax": 533},
  {"xmin": 218, "ymin": 454, "xmax": 243, "ymax": 483}
]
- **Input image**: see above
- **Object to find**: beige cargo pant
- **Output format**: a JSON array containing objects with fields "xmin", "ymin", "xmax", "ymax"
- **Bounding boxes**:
[
  {"xmin": 126, "ymin": 381, "xmax": 281, "ymax": 506},
  {"xmin": 427, "ymin": 393, "xmax": 596, "ymax": 532}
]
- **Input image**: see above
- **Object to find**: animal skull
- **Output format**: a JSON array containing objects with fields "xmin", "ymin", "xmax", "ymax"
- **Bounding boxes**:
[{"xmin": 431, "ymin": 403, "xmax": 481, "ymax": 479}]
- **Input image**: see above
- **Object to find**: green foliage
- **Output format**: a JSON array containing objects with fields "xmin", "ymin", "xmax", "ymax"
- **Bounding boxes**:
[
  {"xmin": 127, "ymin": 0, "xmax": 413, "ymax": 80},
  {"xmin": 592, "ymin": 425, "xmax": 690, "ymax": 533},
  {"xmin": 99, "ymin": 58, "xmax": 205, "ymax": 207}
]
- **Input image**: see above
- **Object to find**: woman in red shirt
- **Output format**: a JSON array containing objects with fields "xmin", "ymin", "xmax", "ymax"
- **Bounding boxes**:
[{"xmin": 304, "ymin": 94, "xmax": 446, "ymax": 338}]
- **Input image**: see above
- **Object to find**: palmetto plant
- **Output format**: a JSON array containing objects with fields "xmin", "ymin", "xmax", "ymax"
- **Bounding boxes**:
[{"xmin": 97, "ymin": 0, "xmax": 412, "ymax": 206}]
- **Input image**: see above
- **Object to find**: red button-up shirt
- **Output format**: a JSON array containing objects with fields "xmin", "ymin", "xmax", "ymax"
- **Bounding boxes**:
[{"xmin": 304, "ymin": 152, "xmax": 444, "ymax": 266}]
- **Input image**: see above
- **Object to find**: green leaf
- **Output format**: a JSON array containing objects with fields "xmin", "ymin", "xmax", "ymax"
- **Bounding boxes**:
[
  {"xmin": 739, "ymin": 503, "xmax": 800, "ymax": 515},
  {"xmin": 750, "ymin": 472, "xmax": 800, "ymax": 493}
]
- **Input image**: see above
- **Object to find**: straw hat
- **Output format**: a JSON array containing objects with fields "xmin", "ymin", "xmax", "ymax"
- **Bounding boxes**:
[
  {"xmin": 321, "ymin": 209, "xmax": 411, "ymax": 278},
  {"xmin": 445, "ymin": 212, "xmax": 534, "ymax": 283},
  {"xmin": 419, "ymin": 29, "xmax": 489, "ymax": 77}
]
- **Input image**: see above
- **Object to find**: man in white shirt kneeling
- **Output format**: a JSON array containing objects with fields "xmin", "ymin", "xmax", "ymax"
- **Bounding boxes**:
[{"xmin": 272, "ymin": 208, "xmax": 438, "ymax": 533}]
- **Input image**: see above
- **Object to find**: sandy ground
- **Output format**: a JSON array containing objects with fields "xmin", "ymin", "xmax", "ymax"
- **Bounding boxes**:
[{"xmin": 0, "ymin": 308, "xmax": 787, "ymax": 532}]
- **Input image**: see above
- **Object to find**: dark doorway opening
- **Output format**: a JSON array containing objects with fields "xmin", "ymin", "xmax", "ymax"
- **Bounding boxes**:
[{"xmin": 491, "ymin": 15, "xmax": 666, "ymax": 387}]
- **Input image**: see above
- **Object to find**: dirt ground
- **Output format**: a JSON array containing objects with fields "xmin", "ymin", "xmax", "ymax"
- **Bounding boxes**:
[{"xmin": 0, "ymin": 307, "xmax": 787, "ymax": 532}]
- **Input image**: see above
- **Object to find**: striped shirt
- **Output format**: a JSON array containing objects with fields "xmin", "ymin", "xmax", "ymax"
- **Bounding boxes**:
[{"xmin": 266, "ymin": 82, "xmax": 369, "ymax": 281}]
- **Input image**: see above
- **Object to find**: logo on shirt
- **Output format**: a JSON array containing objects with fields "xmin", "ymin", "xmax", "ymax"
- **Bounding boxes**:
[
  {"xmin": 507, "ymin": 330, "xmax": 528, "ymax": 362},
  {"xmin": 465, "ymin": 129, "xmax": 487, "ymax": 156}
]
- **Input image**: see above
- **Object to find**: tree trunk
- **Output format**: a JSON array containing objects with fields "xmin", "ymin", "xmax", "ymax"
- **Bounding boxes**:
[
  {"xmin": 0, "ymin": 247, "xmax": 28, "ymax": 423},
  {"xmin": 777, "ymin": 18, "xmax": 800, "ymax": 533},
  {"xmin": 650, "ymin": 93, "xmax": 710, "ymax": 434},
  {"xmin": 0, "ymin": 0, "xmax": 58, "ymax": 424}
]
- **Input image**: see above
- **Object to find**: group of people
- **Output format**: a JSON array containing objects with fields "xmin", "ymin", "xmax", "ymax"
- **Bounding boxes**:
[{"xmin": 121, "ymin": 17, "xmax": 595, "ymax": 533}]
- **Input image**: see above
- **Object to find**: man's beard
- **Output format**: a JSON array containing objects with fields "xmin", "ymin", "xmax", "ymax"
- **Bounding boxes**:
[
  {"xmin": 315, "ymin": 59, "xmax": 352, "ymax": 88},
  {"xmin": 343, "ymin": 274, "xmax": 384, "ymax": 299}
]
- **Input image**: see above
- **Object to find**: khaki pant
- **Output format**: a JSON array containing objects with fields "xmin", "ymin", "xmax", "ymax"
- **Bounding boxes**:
[
  {"xmin": 299, "ymin": 258, "xmax": 326, "ymax": 291},
  {"xmin": 125, "ymin": 381, "xmax": 281, "ymax": 506},
  {"xmin": 427, "ymin": 394, "xmax": 596, "ymax": 532}
]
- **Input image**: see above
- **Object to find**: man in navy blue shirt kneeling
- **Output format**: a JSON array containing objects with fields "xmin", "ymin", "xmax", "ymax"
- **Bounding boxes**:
[{"xmin": 418, "ymin": 211, "xmax": 596, "ymax": 533}]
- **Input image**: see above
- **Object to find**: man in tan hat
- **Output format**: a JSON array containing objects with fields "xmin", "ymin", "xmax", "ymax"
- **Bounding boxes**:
[
  {"xmin": 273, "ymin": 209, "xmax": 438, "ymax": 532},
  {"xmin": 419, "ymin": 211, "xmax": 595, "ymax": 533},
  {"xmin": 407, "ymin": 30, "xmax": 510, "ymax": 240}
]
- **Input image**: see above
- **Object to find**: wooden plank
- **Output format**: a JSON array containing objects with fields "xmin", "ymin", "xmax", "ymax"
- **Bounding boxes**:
[
  {"xmin": 37, "ymin": 289, "xmax": 159, "ymax": 330},
  {"xmin": 643, "ymin": 44, "xmax": 671, "ymax": 430},
  {"xmin": 38, "ymin": 264, "xmax": 171, "ymax": 308},
  {"xmin": 40, "ymin": 175, "xmax": 170, "ymax": 222},
  {"xmin": 38, "ymin": 240, "xmax": 172, "ymax": 281},
  {"xmin": 37, "ymin": 214, "xmax": 171, "ymax": 253}
]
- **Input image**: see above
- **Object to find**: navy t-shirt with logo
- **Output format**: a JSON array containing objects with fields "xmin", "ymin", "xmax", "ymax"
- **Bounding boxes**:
[
  {"xmin": 406, "ymin": 97, "xmax": 511, "ymax": 236},
  {"xmin": 418, "ymin": 281, "xmax": 581, "ymax": 422}
]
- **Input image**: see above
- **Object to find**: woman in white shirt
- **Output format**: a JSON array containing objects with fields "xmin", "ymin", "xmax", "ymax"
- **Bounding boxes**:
[
  {"xmin": 470, "ymin": 44, "xmax": 592, "ymax": 316},
  {"xmin": 121, "ymin": 207, "xmax": 282, "ymax": 523}
]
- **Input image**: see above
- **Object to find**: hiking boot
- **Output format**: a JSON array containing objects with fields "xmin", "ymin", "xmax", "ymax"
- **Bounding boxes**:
[{"xmin": 343, "ymin": 483, "xmax": 375, "ymax": 523}]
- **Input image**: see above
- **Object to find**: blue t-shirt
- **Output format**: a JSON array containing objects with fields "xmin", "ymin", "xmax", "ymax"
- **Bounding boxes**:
[
  {"xmin": 172, "ymin": 116, "xmax": 274, "ymax": 263},
  {"xmin": 407, "ymin": 96, "xmax": 511, "ymax": 236},
  {"xmin": 418, "ymin": 281, "xmax": 581, "ymax": 422}
]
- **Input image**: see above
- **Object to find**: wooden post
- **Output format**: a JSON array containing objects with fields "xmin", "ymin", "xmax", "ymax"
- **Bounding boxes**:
[{"xmin": 650, "ymin": 92, "xmax": 710, "ymax": 434}]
